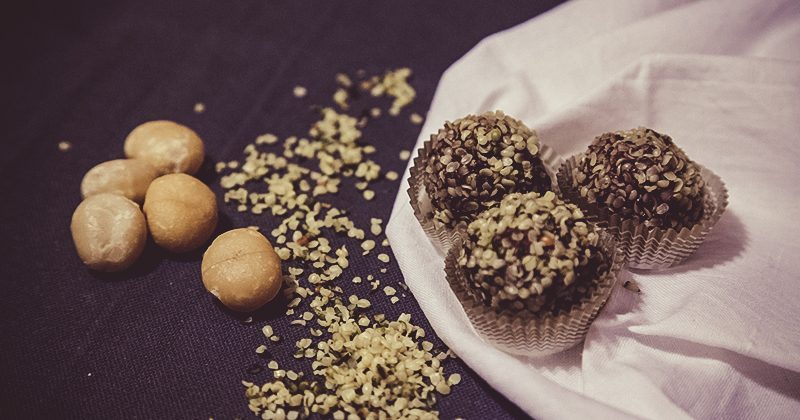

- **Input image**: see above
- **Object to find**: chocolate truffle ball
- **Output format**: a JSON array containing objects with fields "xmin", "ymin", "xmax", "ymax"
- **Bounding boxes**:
[
  {"xmin": 422, "ymin": 111, "xmax": 551, "ymax": 228},
  {"xmin": 457, "ymin": 191, "xmax": 609, "ymax": 315},
  {"xmin": 571, "ymin": 127, "xmax": 705, "ymax": 230}
]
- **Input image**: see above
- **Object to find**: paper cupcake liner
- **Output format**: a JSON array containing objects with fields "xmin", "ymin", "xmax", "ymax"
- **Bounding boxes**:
[
  {"xmin": 408, "ymin": 129, "xmax": 563, "ymax": 255},
  {"xmin": 556, "ymin": 155, "xmax": 728, "ymax": 270},
  {"xmin": 444, "ymin": 230, "xmax": 623, "ymax": 357}
]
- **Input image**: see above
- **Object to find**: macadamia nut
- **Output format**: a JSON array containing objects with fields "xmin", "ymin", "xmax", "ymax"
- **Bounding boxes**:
[
  {"xmin": 80, "ymin": 159, "xmax": 159, "ymax": 203},
  {"xmin": 70, "ymin": 193, "xmax": 147, "ymax": 272},
  {"xmin": 201, "ymin": 228, "xmax": 282, "ymax": 312},
  {"xmin": 144, "ymin": 173, "xmax": 218, "ymax": 253},
  {"xmin": 124, "ymin": 120, "xmax": 205, "ymax": 175}
]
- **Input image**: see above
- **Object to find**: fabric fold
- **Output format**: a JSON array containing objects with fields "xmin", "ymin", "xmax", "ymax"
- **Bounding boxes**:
[{"xmin": 387, "ymin": 0, "xmax": 800, "ymax": 418}]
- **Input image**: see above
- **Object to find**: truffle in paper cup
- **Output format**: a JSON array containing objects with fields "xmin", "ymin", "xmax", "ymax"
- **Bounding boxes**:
[
  {"xmin": 443, "ymin": 192, "xmax": 623, "ymax": 357},
  {"xmin": 407, "ymin": 111, "xmax": 562, "ymax": 254},
  {"xmin": 556, "ymin": 128, "xmax": 728, "ymax": 270}
]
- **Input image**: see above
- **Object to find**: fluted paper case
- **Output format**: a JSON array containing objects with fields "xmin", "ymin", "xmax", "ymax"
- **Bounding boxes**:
[{"xmin": 444, "ymin": 231, "xmax": 624, "ymax": 357}]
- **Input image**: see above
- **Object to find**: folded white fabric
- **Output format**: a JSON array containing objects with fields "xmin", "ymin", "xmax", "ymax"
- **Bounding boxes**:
[{"xmin": 386, "ymin": 0, "xmax": 800, "ymax": 418}]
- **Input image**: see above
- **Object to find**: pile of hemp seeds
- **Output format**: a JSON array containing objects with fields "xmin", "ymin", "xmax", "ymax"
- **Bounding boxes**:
[{"xmin": 216, "ymin": 69, "xmax": 461, "ymax": 419}]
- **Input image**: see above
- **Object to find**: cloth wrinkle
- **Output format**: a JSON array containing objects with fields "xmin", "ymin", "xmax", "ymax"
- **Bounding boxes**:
[{"xmin": 387, "ymin": 1, "xmax": 800, "ymax": 418}]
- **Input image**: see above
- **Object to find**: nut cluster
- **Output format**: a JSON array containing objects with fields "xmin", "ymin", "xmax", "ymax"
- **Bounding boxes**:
[
  {"xmin": 422, "ymin": 111, "xmax": 551, "ymax": 229},
  {"xmin": 457, "ymin": 192, "xmax": 609, "ymax": 316},
  {"xmin": 71, "ymin": 120, "xmax": 211, "ymax": 272},
  {"xmin": 571, "ymin": 127, "xmax": 705, "ymax": 230}
]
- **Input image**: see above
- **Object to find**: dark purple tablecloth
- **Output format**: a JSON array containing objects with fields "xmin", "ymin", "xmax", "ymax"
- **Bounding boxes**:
[{"xmin": 0, "ymin": 1, "xmax": 562, "ymax": 417}]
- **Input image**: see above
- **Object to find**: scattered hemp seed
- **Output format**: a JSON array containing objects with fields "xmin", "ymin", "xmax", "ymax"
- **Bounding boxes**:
[
  {"xmin": 378, "ymin": 253, "xmax": 390, "ymax": 263},
  {"xmin": 244, "ymin": 313, "xmax": 455, "ymax": 418},
  {"xmin": 363, "ymin": 190, "xmax": 375, "ymax": 200},
  {"xmin": 361, "ymin": 239, "xmax": 375, "ymax": 254},
  {"xmin": 255, "ymin": 133, "xmax": 279, "ymax": 145},
  {"xmin": 58, "ymin": 141, "xmax": 72, "ymax": 152},
  {"xmin": 194, "ymin": 102, "xmax": 206, "ymax": 114},
  {"xmin": 217, "ymin": 67, "xmax": 460, "ymax": 418},
  {"xmin": 370, "ymin": 218, "xmax": 383, "ymax": 236},
  {"xmin": 410, "ymin": 113, "xmax": 424, "ymax": 125},
  {"xmin": 256, "ymin": 345, "xmax": 267, "ymax": 354},
  {"xmin": 293, "ymin": 85, "xmax": 308, "ymax": 98},
  {"xmin": 399, "ymin": 149, "xmax": 411, "ymax": 160},
  {"xmin": 623, "ymin": 280, "xmax": 641, "ymax": 293},
  {"xmin": 362, "ymin": 67, "xmax": 416, "ymax": 115},
  {"xmin": 335, "ymin": 72, "xmax": 353, "ymax": 88},
  {"xmin": 383, "ymin": 286, "xmax": 396, "ymax": 296},
  {"xmin": 333, "ymin": 88, "xmax": 349, "ymax": 110},
  {"xmin": 262, "ymin": 325, "xmax": 274, "ymax": 338}
]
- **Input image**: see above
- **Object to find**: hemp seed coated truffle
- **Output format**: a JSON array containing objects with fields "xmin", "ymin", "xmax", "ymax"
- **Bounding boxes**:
[
  {"xmin": 571, "ymin": 127, "xmax": 705, "ymax": 230},
  {"xmin": 422, "ymin": 111, "xmax": 551, "ymax": 228},
  {"xmin": 457, "ymin": 191, "xmax": 609, "ymax": 315}
]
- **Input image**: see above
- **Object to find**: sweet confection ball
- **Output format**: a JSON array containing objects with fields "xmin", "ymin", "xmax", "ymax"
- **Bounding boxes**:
[
  {"xmin": 571, "ymin": 127, "xmax": 705, "ymax": 230},
  {"xmin": 422, "ymin": 111, "xmax": 551, "ymax": 228},
  {"xmin": 457, "ymin": 191, "xmax": 610, "ymax": 315}
]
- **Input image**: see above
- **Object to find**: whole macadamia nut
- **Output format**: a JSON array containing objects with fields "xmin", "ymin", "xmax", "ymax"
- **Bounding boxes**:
[
  {"xmin": 144, "ymin": 173, "xmax": 218, "ymax": 253},
  {"xmin": 80, "ymin": 159, "xmax": 159, "ymax": 203},
  {"xmin": 70, "ymin": 193, "xmax": 147, "ymax": 272},
  {"xmin": 124, "ymin": 120, "xmax": 205, "ymax": 175},
  {"xmin": 201, "ymin": 228, "xmax": 282, "ymax": 312}
]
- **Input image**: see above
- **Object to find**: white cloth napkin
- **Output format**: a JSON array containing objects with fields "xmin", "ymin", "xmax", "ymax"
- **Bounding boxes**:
[{"xmin": 386, "ymin": 1, "xmax": 800, "ymax": 418}]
